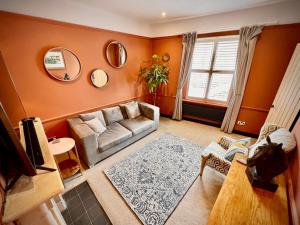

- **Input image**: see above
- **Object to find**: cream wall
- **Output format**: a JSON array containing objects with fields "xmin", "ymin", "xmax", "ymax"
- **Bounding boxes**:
[
  {"xmin": 0, "ymin": 1, "xmax": 300, "ymax": 37},
  {"xmin": 151, "ymin": 1, "xmax": 300, "ymax": 36},
  {"xmin": 0, "ymin": 0, "xmax": 152, "ymax": 37}
]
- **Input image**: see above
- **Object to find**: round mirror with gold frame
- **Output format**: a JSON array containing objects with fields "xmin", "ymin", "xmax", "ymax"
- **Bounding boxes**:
[
  {"xmin": 106, "ymin": 41, "xmax": 127, "ymax": 68},
  {"xmin": 162, "ymin": 53, "xmax": 170, "ymax": 62},
  {"xmin": 44, "ymin": 47, "xmax": 81, "ymax": 81},
  {"xmin": 91, "ymin": 69, "xmax": 108, "ymax": 88}
]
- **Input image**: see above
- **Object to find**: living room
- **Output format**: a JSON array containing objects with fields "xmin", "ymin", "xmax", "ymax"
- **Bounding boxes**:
[{"xmin": 0, "ymin": 0, "xmax": 300, "ymax": 225}]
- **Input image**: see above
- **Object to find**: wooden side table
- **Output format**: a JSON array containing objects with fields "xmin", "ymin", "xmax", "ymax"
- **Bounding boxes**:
[{"xmin": 48, "ymin": 138, "xmax": 82, "ymax": 181}]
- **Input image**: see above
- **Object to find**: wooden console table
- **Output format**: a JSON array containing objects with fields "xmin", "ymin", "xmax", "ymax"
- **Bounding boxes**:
[
  {"xmin": 207, "ymin": 154, "xmax": 288, "ymax": 225},
  {"xmin": 3, "ymin": 118, "xmax": 64, "ymax": 224}
]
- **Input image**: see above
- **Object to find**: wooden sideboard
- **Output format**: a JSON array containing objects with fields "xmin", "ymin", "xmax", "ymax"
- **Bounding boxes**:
[
  {"xmin": 207, "ymin": 154, "xmax": 288, "ymax": 225},
  {"xmin": 3, "ymin": 118, "xmax": 64, "ymax": 223}
]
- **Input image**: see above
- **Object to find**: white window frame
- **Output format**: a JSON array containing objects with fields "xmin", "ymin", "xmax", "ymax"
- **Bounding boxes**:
[{"xmin": 186, "ymin": 35, "xmax": 239, "ymax": 105}]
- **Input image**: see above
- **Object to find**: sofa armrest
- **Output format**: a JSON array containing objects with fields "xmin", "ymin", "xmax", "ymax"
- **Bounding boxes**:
[
  {"xmin": 138, "ymin": 102, "xmax": 160, "ymax": 129},
  {"xmin": 67, "ymin": 118, "xmax": 98, "ymax": 166}
]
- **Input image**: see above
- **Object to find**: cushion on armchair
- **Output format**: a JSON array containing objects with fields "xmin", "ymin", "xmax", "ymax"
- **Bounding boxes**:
[
  {"xmin": 218, "ymin": 136, "xmax": 235, "ymax": 150},
  {"xmin": 202, "ymin": 141, "xmax": 227, "ymax": 158},
  {"xmin": 256, "ymin": 123, "xmax": 281, "ymax": 143},
  {"xmin": 249, "ymin": 128, "xmax": 296, "ymax": 157},
  {"xmin": 224, "ymin": 139, "xmax": 250, "ymax": 162},
  {"xmin": 218, "ymin": 136, "xmax": 251, "ymax": 150}
]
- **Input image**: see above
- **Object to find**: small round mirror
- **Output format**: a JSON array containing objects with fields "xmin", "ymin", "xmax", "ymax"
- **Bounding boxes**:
[
  {"xmin": 162, "ymin": 53, "xmax": 170, "ymax": 62},
  {"xmin": 91, "ymin": 69, "xmax": 108, "ymax": 88},
  {"xmin": 106, "ymin": 41, "xmax": 127, "ymax": 68},
  {"xmin": 44, "ymin": 47, "xmax": 81, "ymax": 81}
]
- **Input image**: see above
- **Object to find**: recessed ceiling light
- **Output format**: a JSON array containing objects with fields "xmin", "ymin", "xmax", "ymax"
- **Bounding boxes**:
[{"xmin": 161, "ymin": 12, "xmax": 166, "ymax": 17}]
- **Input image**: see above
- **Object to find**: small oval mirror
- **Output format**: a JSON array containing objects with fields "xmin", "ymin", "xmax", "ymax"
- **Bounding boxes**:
[
  {"xmin": 44, "ymin": 47, "xmax": 81, "ymax": 81},
  {"xmin": 106, "ymin": 41, "xmax": 127, "ymax": 68},
  {"xmin": 162, "ymin": 53, "xmax": 170, "ymax": 62},
  {"xmin": 91, "ymin": 69, "xmax": 108, "ymax": 88}
]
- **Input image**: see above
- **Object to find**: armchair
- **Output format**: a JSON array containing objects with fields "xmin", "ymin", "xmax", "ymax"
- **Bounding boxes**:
[{"xmin": 200, "ymin": 123, "xmax": 281, "ymax": 176}]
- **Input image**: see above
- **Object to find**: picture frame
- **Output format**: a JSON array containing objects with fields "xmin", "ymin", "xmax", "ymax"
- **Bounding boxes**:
[{"xmin": 44, "ymin": 51, "xmax": 65, "ymax": 69}]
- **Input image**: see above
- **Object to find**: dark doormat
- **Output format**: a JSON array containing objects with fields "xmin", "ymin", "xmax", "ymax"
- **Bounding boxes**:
[{"xmin": 62, "ymin": 181, "xmax": 112, "ymax": 225}]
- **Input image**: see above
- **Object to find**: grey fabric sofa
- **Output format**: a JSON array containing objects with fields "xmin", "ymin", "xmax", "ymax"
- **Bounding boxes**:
[{"xmin": 67, "ymin": 102, "xmax": 159, "ymax": 167}]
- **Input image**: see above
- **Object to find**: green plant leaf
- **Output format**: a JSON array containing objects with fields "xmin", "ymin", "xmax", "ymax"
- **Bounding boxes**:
[{"xmin": 139, "ymin": 54, "xmax": 169, "ymax": 94}]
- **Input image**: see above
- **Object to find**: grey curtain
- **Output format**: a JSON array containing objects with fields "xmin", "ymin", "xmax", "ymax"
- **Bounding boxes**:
[
  {"xmin": 172, "ymin": 32, "xmax": 197, "ymax": 120},
  {"xmin": 221, "ymin": 25, "xmax": 262, "ymax": 133}
]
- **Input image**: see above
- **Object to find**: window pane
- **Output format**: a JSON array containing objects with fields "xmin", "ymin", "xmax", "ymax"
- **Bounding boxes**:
[
  {"xmin": 207, "ymin": 73, "xmax": 233, "ymax": 101},
  {"xmin": 192, "ymin": 42, "xmax": 214, "ymax": 70},
  {"xmin": 213, "ymin": 40, "xmax": 238, "ymax": 71},
  {"xmin": 187, "ymin": 72, "xmax": 209, "ymax": 98}
]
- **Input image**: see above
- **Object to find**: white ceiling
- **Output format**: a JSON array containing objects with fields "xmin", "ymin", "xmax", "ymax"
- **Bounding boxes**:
[
  {"xmin": 0, "ymin": 0, "xmax": 299, "ymax": 37},
  {"xmin": 73, "ymin": 0, "xmax": 291, "ymax": 23}
]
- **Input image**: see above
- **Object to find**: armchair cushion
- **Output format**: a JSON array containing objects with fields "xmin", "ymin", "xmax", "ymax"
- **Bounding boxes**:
[
  {"xmin": 249, "ymin": 128, "xmax": 296, "ymax": 157},
  {"xmin": 256, "ymin": 123, "xmax": 281, "ymax": 143},
  {"xmin": 202, "ymin": 141, "xmax": 227, "ymax": 158},
  {"xmin": 201, "ymin": 137, "xmax": 251, "ymax": 176},
  {"xmin": 218, "ymin": 136, "xmax": 251, "ymax": 150},
  {"xmin": 225, "ymin": 140, "xmax": 249, "ymax": 162},
  {"xmin": 218, "ymin": 136, "xmax": 235, "ymax": 149}
]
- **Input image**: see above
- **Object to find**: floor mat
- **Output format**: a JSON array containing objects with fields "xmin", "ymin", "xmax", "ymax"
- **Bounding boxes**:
[{"xmin": 62, "ymin": 181, "xmax": 111, "ymax": 225}]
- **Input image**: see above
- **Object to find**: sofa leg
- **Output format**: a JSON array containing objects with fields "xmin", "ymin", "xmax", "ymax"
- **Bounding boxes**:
[{"xmin": 200, "ymin": 154, "xmax": 210, "ymax": 176}]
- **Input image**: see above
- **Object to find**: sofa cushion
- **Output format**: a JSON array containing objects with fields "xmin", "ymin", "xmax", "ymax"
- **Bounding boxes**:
[
  {"xmin": 84, "ymin": 118, "xmax": 107, "ymax": 135},
  {"xmin": 124, "ymin": 101, "xmax": 141, "ymax": 119},
  {"xmin": 119, "ymin": 103, "xmax": 130, "ymax": 119},
  {"xmin": 119, "ymin": 116, "xmax": 154, "ymax": 135},
  {"xmin": 98, "ymin": 122, "xmax": 132, "ymax": 152},
  {"xmin": 102, "ymin": 106, "xmax": 124, "ymax": 124},
  {"xmin": 80, "ymin": 110, "xmax": 106, "ymax": 126}
]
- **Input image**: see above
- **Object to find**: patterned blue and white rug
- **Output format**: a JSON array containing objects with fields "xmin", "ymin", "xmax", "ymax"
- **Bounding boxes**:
[{"xmin": 104, "ymin": 134, "xmax": 203, "ymax": 225}]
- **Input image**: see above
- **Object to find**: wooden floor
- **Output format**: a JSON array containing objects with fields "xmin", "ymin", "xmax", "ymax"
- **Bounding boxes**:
[{"xmin": 62, "ymin": 117, "xmax": 247, "ymax": 225}]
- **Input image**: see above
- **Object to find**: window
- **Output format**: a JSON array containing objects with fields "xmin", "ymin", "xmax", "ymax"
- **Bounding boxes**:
[{"xmin": 186, "ymin": 36, "xmax": 239, "ymax": 104}]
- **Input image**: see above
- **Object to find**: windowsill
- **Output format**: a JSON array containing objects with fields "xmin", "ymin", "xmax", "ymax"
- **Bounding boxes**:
[{"xmin": 182, "ymin": 98, "xmax": 228, "ymax": 109}]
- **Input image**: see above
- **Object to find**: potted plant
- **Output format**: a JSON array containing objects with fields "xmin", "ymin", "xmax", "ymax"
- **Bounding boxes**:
[{"xmin": 139, "ymin": 54, "xmax": 169, "ymax": 105}]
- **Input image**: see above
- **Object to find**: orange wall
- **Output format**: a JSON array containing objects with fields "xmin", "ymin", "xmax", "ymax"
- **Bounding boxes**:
[
  {"xmin": 152, "ymin": 24, "xmax": 300, "ymax": 134},
  {"xmin": 0, "ymin": 12, "xmax": 151, "ymax": 137},
  {"xmin": 152, "ymin": 36, "xmax": 182, "ymax": 115},
  {"xmin": 1, "ymin": 11, "xmax": 300, "ymax": 137},
  {"xmin": 0, "ymin": 51, "xmax": 27, "ymax": 125},
  {"xmin": 235, "ymin": 24, "xmax": 300, "ymax": 134}
]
